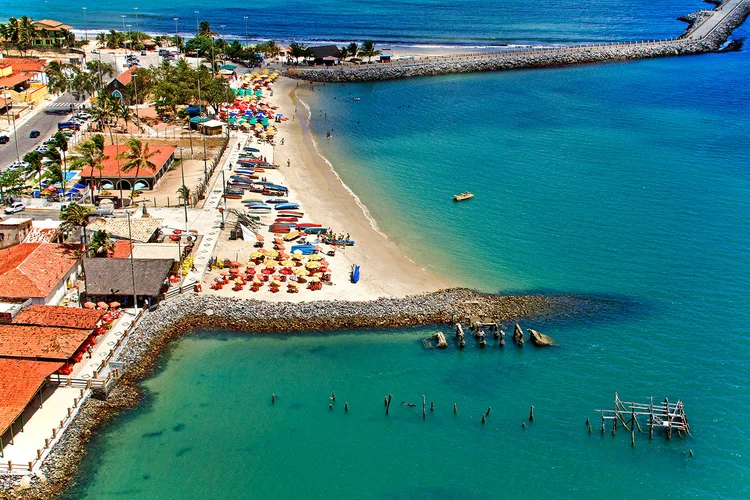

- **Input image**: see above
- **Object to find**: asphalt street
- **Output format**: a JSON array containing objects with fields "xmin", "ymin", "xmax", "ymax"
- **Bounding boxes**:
[{"xmin": 0, "ymin": 93, "xmax": 79, "ymax": 168}]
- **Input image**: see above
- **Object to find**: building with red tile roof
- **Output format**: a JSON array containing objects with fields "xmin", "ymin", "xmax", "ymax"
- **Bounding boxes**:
[
  {"xmin": 0, "ymin": 243, "xmax": 81, "ymax": 305},
  {"xmin": 79, "ymin": 144, "xmax": 176, "ymax": 191},
  {"xmin": 0, "ymin": 324, "xmax": 92, "ymax": 361},
  {"xmin": 0, "ymin": 359, "xmax": 62, "ymax": 438},
  {"xmin": 12, "ymin": 305, "xmax": 104, "ymax": 330}
]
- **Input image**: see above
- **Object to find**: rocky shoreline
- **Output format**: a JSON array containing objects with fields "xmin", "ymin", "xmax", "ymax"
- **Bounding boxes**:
[
  {"xmin": 284, "ymin": 1, "xmax": 750, "ymax": 83},
  {"xmin": 1, "ymin": 288, "xmax": 606, "ymax": 498}
]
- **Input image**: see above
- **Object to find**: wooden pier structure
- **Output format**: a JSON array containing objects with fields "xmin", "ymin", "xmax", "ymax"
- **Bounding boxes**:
[{"xmin": 595, "ymin": 393, "xmax": 691, "ymax": 445}]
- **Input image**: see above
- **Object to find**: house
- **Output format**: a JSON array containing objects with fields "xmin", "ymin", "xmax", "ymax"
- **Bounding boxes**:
[
  {"xmin": 0, "ymin": 218, "xmax": 33, "ymax": 249},
  {"xmin": 78, "ymin": 144, "xmax": 176, "ymax": 191},
  {"xmin": 86, "ymin": 217, "xmax": 163, "ymax": 243},
  {"xmin": 83, "ymin": 258, "xmax": 174, "ymax": 308},
  {"xmin": 105, "ymin": 67, "xmax": 136, "ymax": 97},
  {"xmin": 31, "ymin": 19, "xmax": 74, "ymax": 48},
  {"xmin": 0, "ymin": 243, "xmax": 81, "ymax": 305},
  {"xmin": 0, "ymin": 58, "xmax": 49, "ymax": 106}
]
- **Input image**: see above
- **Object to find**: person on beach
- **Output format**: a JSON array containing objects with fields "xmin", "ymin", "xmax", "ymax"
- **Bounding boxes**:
[
  {"xmin": 281, "ymin": 138, "xmax": 285, "ymax": 145},
  {"xmin": 287, "ymin": 159, "xmax": 291, "ymax": 168}
]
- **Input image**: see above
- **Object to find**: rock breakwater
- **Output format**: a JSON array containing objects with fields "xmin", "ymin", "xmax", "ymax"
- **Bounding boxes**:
[{"xmin": 284, "ymin": 1, "xmax": 750, "ymax": 83}]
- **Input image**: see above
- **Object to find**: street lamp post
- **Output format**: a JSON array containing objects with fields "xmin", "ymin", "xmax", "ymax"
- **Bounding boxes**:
[
  {"xmin": 121, "ymin": 15, "xmax": 125, "ymax": 32},
  {"xmin": 178, "ymin": 147, "xmax": 188, "ymax": 231},
  {"xmin": 132, "ymin": 73, "xmax": 139, "ymax": 135},
  {"xmin": 195, "ymin": 11, "xmax": 199, "ymax": 32},
  {"xmin": 173, "ymin": 17, "xmax": 179, "ymax": 52},
  {"xmin": 127, "ymin": 24, "xmax": 132, "ymax": 57},
  {"xmin": 82, "ymin": 7, "xmax": 88, "ymax": 42},
  {"xmin": 125, "ymin": 209, "xmax": 138, "ymax": 311},
  {"xmin": 133, "ymin": 7, "xmax": 139, "ymax": 39},
  {"xmin": 244, "ymin": 17, "xmax": 249, "ymax": 47}
]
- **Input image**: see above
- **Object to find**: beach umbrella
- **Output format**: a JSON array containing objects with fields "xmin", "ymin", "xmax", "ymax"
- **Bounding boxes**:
[
  {"xmin": 31, "ymin": 190, "xmax": 41, "ymax": 197},
  {"xmin": 74, "ymin": 183, "xmax": 86, "ymax": 189},
  {"xmin": 234, "ymin": 277, "xmax": 245, "ymax": 284},
  {"xmin": 288, "ymin": 282, "xmax": 298, "ymax": 288},
  {"xmin": 271, "ymin": 280, "xmax": 281, "ymax": 286},
  {"xmin": 281, "ymin": 260, "xmax": 296, "ymax": 267},
  {"xmin": 293, "ymin": 268, "xmax": 309, "ymax": 277},
  {"xmin": 306, "ymin": 262, "xmax": 321, "ymax": 270},
  {"xmin": 219, "ymin": 270, "xmax": 230, "ymax": 276},
  {"xmin": 250, "ymin": 251, "xmax": 263, "ymax": 259},
  {"xmin": 279, "ymin": 267, "xmax": 293, "ymax": 275},
  {"xmin": 246, "ymin": 267, "xmax": 256, "ymax": 275},
  {"xmin": 230, "ymin": 267, "xmax": 240, "ymax": 274},
  {"xmin": 309, "ymin": 276, "xmax": 321, "ymax": 283},
  {"xmin": 83, "ymin": 302, "xmax": 96, "ymax": 309},
  {"xmin": 308, "ymin": 254, "xmax": 323, "ymax": 261},
  {"xmin": 134, "ymin": 181, "xmax": 148, "ymax": 190},
  {"xmin": 96, "ymin": 302, "xmax": 109, "ymax": 310},
  {"xmin": 261, "ymin": 268, "xmax": 274, "ymax": 275}
]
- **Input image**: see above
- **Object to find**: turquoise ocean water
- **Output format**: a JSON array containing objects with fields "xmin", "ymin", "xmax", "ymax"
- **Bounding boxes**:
[{"xmin": 62, "ymin": 2, "xmax": 750, "ymax": 498}]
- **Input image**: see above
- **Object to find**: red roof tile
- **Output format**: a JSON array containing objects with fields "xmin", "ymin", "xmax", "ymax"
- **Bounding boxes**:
[
  {"xmin": 0, "ymin": 359, "xmax": 62, "ymax": 436},
  {"xmin": 79, "ymin": 144, "xmax": 176, "ymax": 180},
  {"xmin": 0, "ymin": 324, "xmax": 91, "ymax": 361},
  {"xmin": 12, "ymin": 305, "xmax": 104, "ymax": 330},
  {"xmin": 0, "ymin": 72, "xmax": 35, "ymax": 88},
  {"xmin": 2, "ymin": 57, "xmax": 45, "ymax": 72},
  {"xmin": 110, "ymin": 240, "xmax": 132, "ymax": 258},
  {"xmin": 0, "ymin": 243, "xmax": 80, "ymax": 301},
  {"xmin": 113, "ymin": 67, "xmax": 136, "ymax": 86}
]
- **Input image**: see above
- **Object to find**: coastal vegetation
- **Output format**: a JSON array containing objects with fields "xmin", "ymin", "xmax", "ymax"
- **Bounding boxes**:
[{"xmin": 0, "ymin": 16, "xmax": 76, "ymax": 55}]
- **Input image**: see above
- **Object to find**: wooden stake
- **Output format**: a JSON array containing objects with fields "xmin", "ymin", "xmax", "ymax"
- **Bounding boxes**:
[
  {"xmin": 453, "ymin": 403, "xmax": 457, "ymax": 414},
  {"xmin": 422, "ymin": 395, "xmax": 426, "ymax": 419},
  {"xmin": 344, "ymin": 402, "xmax": 348, "ymax": 412},
  {"xmin": 430, "ymin": 401, "xmax": 434, "ymax": 412},
  {"xmin": 529, "ymin": 405, "xmax": 534, "ymax": 421}
]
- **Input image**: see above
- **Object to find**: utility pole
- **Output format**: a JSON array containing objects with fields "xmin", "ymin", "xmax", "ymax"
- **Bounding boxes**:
[
  {"xmin": 126, "ymin": 209, "xmax": 138, "ymax": 311},
  {"xmin": 82, "ymin": 7, "xmax": 88, "ymax": 41}
]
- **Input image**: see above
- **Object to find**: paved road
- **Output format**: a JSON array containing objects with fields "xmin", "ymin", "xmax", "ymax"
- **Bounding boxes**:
[
  {"xmin": 0, "ymin": 93, "xmax": 79, "ymax": 168},
  {"xmin": 687, "ymin": 0, "xmax": 745, "ymax": 39},
  {"xmin": 20, "ymin": 208, "xmax": 61, "ymax": 220}
]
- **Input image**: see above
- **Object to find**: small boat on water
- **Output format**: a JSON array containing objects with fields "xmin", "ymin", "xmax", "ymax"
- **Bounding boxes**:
[
  {"xmin": 351, "ymin": 265, "xmax": 361, "ymax": 283},
  {"xmin": 266, "ymin": 198, "xmax": 289, "ymax": 204},
  {"xmin": 453, "ymin": 192, "xmax": 474, "ymax": 202}
]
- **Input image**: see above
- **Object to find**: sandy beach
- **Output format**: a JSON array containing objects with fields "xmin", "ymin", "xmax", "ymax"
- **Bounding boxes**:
[{"xmin": 204, "ymin": 76, "xmax": 450, "ymax": 302}]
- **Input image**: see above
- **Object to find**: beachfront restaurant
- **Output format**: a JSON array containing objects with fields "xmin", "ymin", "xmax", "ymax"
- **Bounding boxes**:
[
  {"xmin": 78, "ymin": 145, "xmax": 176, "ymax": 192},
  {"xmin": 0, "ymin": 305, "xmax": 105, "ymax": 451},
  {"xmin": 83, "ymin": 258, "xmax": 174, "ymax": 308},
  {"xmin": 0, "ymin": 243, "xmax": 81, "ymax": 306}
]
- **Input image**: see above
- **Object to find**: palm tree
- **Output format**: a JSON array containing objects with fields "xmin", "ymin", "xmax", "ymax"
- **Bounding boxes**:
[
  {"xmin": 96, "ymin": 32, "xmax": 106, "ymax": 47},
  {"xmin": 71, "ymin": 134, "xmax": 108, "ymax": 202},
  {"xmin": 118, "ymin": 102, "xmax": 133, "ymax": 135},
  {"xmin": 289, "ymin": 43, "xmax": 306, "ymax": 63},
  {"xmin": 338, "ymin": 47, "xmax": 349, "ymax": 61},
  {"xmin": 22, "ymin": 151, "xmax": 43, "ymax": 194},
  {"xmin": 197, "ymin": 21, "xmax": 216, "ymax": 38},
  {"xmin": 119, "ymin": 138, "xmax": 157, "ymax": 199},
  {"xmin": 88, "ymin": 230, "xmax": 114, "ymax": 257},
  {"xmin": 45, "ymin": 61, "xmax": 70, "ymax": 95},
  {"xmin": 347, "ymin": 42, "xmax": 359, "ymax": 60},
  {"xmin": 17, "ymin": 16, "xmax": 38, "ymax": 55},
  {"xmin": 176, "ymin": 184, "xmax": 190, "ymax": 205},
  {"xmin": 51, "ymin": 131, "xmax": 69, "ymax": 192},
  {"xmin": 60, "ymin": 203, "xmax": 92, "ymax": 247},
  {"xmin": 359, "ymin": 40, "xmax": 380, "ymax": 62}
]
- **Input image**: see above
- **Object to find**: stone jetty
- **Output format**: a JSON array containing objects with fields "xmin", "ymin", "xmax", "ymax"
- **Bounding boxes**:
[{"xmin": 284, "ymin": 0, "xmax": 750, "ymax": 83}]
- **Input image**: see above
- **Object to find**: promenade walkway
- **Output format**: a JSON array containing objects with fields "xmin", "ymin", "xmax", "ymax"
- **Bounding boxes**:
[{"xmin": 687, "ymin": 0, "xmax": 744, "ymax": 39}]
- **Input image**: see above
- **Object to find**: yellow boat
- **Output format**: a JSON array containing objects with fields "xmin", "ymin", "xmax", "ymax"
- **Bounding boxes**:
[
  {"xmin": 283, "ymin": 231, "xmax": 301, "ymax": 241},
  {"xmin": 453, "ymin": 192, "xmax": 474, "ymax": 202}
]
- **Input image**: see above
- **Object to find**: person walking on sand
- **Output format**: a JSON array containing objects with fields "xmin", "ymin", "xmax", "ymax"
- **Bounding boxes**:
[{"xmin": 287, "ymin": 159, "xmax": 291, "ymax": 168}]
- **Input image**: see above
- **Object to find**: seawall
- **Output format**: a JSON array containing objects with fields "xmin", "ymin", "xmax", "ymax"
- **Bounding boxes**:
[{"xmin": 283, "ymin": 0, "xmax": 750, "ymax": 83}]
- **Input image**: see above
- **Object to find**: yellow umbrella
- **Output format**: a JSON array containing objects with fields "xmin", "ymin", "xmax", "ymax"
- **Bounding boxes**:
[
  {"xmin": 309, "ymin": 276, "xmax": 321, "ymax": 283},
  {"xmin": 271, "ymin": 280, "xmax": 282, "ymax": 286},
  {"xmin": 281, "ymin": 260, "xmax": 296, "ymax": 267},
  {"xmin": 292, "ymin": 251, "xmax": 304, "ymax": 259},
  {"xmin": 265, "ymin": 250, "xmax": 279, "ymax": 257},
  {"xmin": 288, "ymin": 282, "xmax": 298, "ymax": 288},
  {"xmin": 307, "ymin": 254, "xmax": 323, "ymax": 261},
  {"xmin": 313, "ymin": 272, "xmax": 323, "ymax": 278},
  {"xmin": 306, "ymin": 261, "xmax": 321, "ymax": 269},
  {"xmin": 294, "ymin": 268, "xmax": 309, "ymax": 276},
  {"xmin": 250, "ymin": 251, "xmax": 263, "ymax": 259}
]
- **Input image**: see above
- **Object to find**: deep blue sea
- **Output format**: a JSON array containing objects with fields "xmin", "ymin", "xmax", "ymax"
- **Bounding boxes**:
[
  {"xmin": 33, "ymin": 0, "xmax": 750, "ymax": 498},
  {"xmin": 2, "ymin": 0, "xmax": 705, "ymax": 45}
]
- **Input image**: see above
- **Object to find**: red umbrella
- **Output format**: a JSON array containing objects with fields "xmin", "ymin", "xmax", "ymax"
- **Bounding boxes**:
[
  {"xmin": 83, "ymin": 302, "xmax": 96, "ymax": 309},
  {"xmin": 229, "ymin": 267, "xmax": 240, "ymax": 274},
  {"xmin": 261, "ymin": 268, "xmax": 274, "ymax": 275},
  {"xmin": 246, "ymin": 268, "xmax": 256, "ymax": 275},
  {"xmin": 173, "ymin": 229, "xmax": 183, "ymax": 235},
  {"xmin": 96, "ymin": 302, "xmax": 109, "ymax": 310},
  {"xmin": 279, "ymin": 268, "xmax": 293, "ymax": 275},
  {"xmin": 219, "ymin": 270, "xmax": 230, "ymax": 276}
]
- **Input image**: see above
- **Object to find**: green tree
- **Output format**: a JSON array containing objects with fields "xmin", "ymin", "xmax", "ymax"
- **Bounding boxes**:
[
  {"xmin": 71, "ymin": 134, "xmax": 107, "ymax": 201},
  {"xmin": 51, "ymin": 131, "xmax": 69, "ymax": 191},
  {"xmin": 88, "ymin": 229, "xmax": 114, "ymax": 257},
  {"xmin": 45, "ymin": 61, "xmax": 70, "ymax": 95},
  {"xmin": 119, "ymin": 138, "xmax": 157, "ymax": 198},
  {"xmin": 359, "ymin": 40, "xmax": 380, "ymax": 62},
  {"xmin": 22, "ymin": 150, "xmax": 43, "ymax": 193},
  {"xmin": 347, "ymin": 42, "xmax": 359, "ymax": 59},
  {"xmin": 289, "ymin": 42, "xmax": 306, "ymax": 63},
  {"xmin": 0, "ymin": 168, "xmax": 26, "ymax": 202},
  {"xmin": 17, "ymin": 16, "xmax": 37, "ymax": 55},
  {"xmin": 60, "ymin": 203, "xmax": 92, "ymax": 250}
]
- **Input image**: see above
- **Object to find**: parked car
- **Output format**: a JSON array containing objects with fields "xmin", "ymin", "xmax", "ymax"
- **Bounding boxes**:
[
  {"xmin": 34, "ymin": 145, "xmax": 48, "ymax": 154},
  {"xmin": 91, "ymin": 48, "xmax": 99, "ymax": 54},
  {"xmin": 8, "ymin": 161, "xmax": 28, "ymax": 170},
  {"xmin": 140, "ymin": 50, "xmax": 147, "ymax": 56},
  {"xmin": 0, "ymin": 136, "xmax": 9, "ymax": 144},
  {"xmin": 75, "ymin": 112, "xmax": 92, "ymax": 120},
  {"xmin": 58, "ymin": 121, "xmax": 80, "ymax": 131},
  {"xmin": 29, "ymin": 130, "xmax": 40, "ymax": 138},
  {"xmin": 4, "ymin": 202, "xmax": 25, "ymax": 214},
  {"xmin": 42, "ymin": 138, "xmax": 55, "ymax": 146}
]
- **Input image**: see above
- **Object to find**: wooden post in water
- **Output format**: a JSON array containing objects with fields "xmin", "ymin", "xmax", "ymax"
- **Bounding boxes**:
[
  {"xmin": 385, "ymin": 394, "xmax": 392, "ymax": 415},
  {"xmin": 331, "ymin": 392, "xmax": 336, "ymax": 402},
  {"xmin": 665, "ymin": 398, "xmax": 672, "ymax": 440},
  {"xmin": 453, "ymin": 403, "xmax": 457, "ymax": 414},
  {"xmin": 271, "ymin": 394, "xmax": 275, "ymax": 404},
  {"xmin": 345, "ymin": 402, "xmax": 348, "ymax": 412},
  {"xmin": 422, "ymin": 395, "xmax": 426, "ymax": 419},
  {"xmin": 529, "ymin": 405, "xmax": 534, "ymax": 421},
  {"xmin": 430, "ymin": 401, "xmax": 434, "ymax": 412}
]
